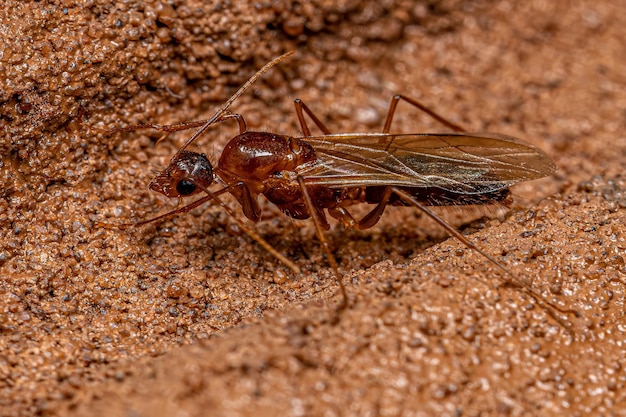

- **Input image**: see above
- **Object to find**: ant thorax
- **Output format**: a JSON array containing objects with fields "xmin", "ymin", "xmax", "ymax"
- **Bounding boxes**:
[
  {"xmin": 216, "ymin": 131, "xmax": 316, "ymax": 187},
  {"xmin": 213, "ymin": 130, "xmax": 348, "ymax": 221}
]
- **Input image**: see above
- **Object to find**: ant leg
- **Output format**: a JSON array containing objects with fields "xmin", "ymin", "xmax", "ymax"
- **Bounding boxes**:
[
  {"xmin": 356, "ymin": 187, "xmax": 392, "ymax": 229},
  {"xmin": 390, "ymin": 186, "xmax": 576, "ymax": 333},
  {"xmin": 97, "ymin": 194, "xmax": 213, "ymax": 230},
  {"xmin": 294, "ymin": 99, "xmax": 332, "ymax": 136},
  {"xmin": 110, "ymin": 113, "xmax": 248, "ymax": 143},
  {"xmin": 295, "ymin": 94, "xmax": 464, "ymax": 135},
  {"xmin": 238, "ymin": 183, "xmax": 262, "ymax": 222},
  {"xmin": 327, "ymin": 207, "xmax": 358, "ymax": 229},
  {"xmin": 297, "ymin": 176, "xmax": 348, "ymax": 310},
  {"xmin": 382, "ymin": 95, "xmax": 466, "ymax": 133},
  {"xmin": 98, "ymin": 185, "xmax": 235, "ymax": 229},
  {"xmin": 328, "ymin": 187, "xmax": 392, "ymax": 230},
  {"xmin": 190, "ymin": 181, "xmax": 301, "ymax": 274}
]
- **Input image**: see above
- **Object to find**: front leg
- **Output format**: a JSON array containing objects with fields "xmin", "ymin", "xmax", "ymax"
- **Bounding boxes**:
[
  {"xmin": 109, "ymin": 112, "xmax": 248, "ymax": 142},
  {"xmin": 225, "ymin": 182, "xmax": 262, "ymax": 222}
]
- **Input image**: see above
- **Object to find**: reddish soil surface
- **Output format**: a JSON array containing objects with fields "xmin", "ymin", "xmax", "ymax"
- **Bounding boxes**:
[{"xmin": 1, "ymin": 1, "xmax": 625, "ymax": 416}]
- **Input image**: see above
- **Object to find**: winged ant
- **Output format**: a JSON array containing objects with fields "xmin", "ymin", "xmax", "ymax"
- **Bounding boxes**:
[{"xmin": 108, "ymin": 52, "xmax": 576, "ymax": 330}]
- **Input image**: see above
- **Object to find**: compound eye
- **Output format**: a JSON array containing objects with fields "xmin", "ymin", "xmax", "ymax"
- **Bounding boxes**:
[{"xmin": 176, "ymin": 179, "xmax": 196, "ymax": 196}]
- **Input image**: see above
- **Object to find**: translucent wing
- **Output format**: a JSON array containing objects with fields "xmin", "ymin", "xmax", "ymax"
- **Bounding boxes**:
[{"xmin": 297, "ymin": 132, "xmax": 556, "ymax": 194}]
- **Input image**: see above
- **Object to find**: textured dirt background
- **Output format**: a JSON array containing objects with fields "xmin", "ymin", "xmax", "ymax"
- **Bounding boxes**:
[{"xmin": 1, "ymin": 0, "xmax": 625, "ymax": 416}]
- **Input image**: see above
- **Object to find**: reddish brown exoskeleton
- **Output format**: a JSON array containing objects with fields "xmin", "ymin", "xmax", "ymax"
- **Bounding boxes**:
[{"xmin": 114, "ymin": 52, "xmax": 575, "ymax": 329}]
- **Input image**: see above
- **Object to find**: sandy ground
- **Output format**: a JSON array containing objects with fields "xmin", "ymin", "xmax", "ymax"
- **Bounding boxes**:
[{"xmin": 1, "ymin": 0, "xmax": 625, "ymax": 416}]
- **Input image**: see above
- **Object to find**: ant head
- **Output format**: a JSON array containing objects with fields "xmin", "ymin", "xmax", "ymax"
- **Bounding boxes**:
[{"xmin": 149, "ymin": 151, "xmax": 214, "ymax": 198}]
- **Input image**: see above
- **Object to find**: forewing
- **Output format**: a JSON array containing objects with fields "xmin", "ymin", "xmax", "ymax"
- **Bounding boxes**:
[{"xmin": 298, "ymin": 133, "xmax": 556, "ymax": 194}]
